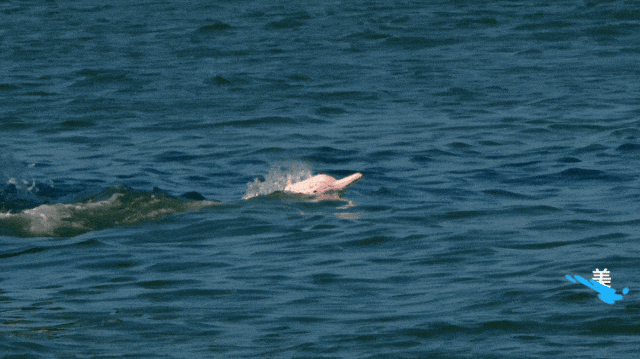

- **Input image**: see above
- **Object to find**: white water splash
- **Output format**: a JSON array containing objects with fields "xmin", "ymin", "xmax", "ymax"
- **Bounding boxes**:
[
  {"xmin": 243, "ymin": 162, "xmax": 313, "ymax": 199},
  {"xmin": 2, "ymin": 155, "xmax": 34, "ymax": 190}
]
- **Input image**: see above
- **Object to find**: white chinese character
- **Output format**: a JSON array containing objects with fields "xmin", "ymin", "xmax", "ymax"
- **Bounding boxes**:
[{"xmin": 592, "ymin": 268, "xmax": 611, "ymax": 287}]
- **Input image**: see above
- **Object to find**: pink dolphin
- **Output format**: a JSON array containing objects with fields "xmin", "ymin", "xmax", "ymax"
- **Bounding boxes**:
[{"xmin": 285, "ymin": 173, "xmax": 363, "ymax": 198}]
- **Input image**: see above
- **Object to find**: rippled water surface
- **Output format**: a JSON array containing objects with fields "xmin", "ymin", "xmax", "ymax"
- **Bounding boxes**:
[{"xmin": 2, "ymin": 1, "xmax": 640, "ymax": 358}]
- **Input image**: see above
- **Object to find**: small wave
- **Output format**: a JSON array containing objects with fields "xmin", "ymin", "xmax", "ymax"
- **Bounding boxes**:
[
  {"xmin": 0, "ymin": 186, "xmax": 218, "ymax": 238},
  {"xmin": 243, "ymin": 162, "xmax": 312, "ymax": 200},
  {"xmin": 197, "ymin": 22, "xmax": 232, "ymax": 32},
  {"xmin": 215, "ymin": 116, "xmax": 326, "ymax": 128}
]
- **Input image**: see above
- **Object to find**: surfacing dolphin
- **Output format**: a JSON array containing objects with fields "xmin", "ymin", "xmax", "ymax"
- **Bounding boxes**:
[
  {"xmin": 283, "ymin": 172, "xmax": 363, "ymax": 207},
  {"xmin": 285, "ymin": 173, "xmax": 362, "ymax": 196},
  {"xmin": 1, "ymin": 171, "xmax": 364, "ymax": 237}
]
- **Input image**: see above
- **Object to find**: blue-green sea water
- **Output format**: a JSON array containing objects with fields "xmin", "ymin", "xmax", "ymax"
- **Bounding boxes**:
[{"xmin": 2, "ymin": 1, "xmax": 640, "ymax": 358}]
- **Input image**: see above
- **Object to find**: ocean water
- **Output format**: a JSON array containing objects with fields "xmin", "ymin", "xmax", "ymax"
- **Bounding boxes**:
[{"xmin": 2, "ymin": 1, "xmax": 640, "ymax": 357}]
